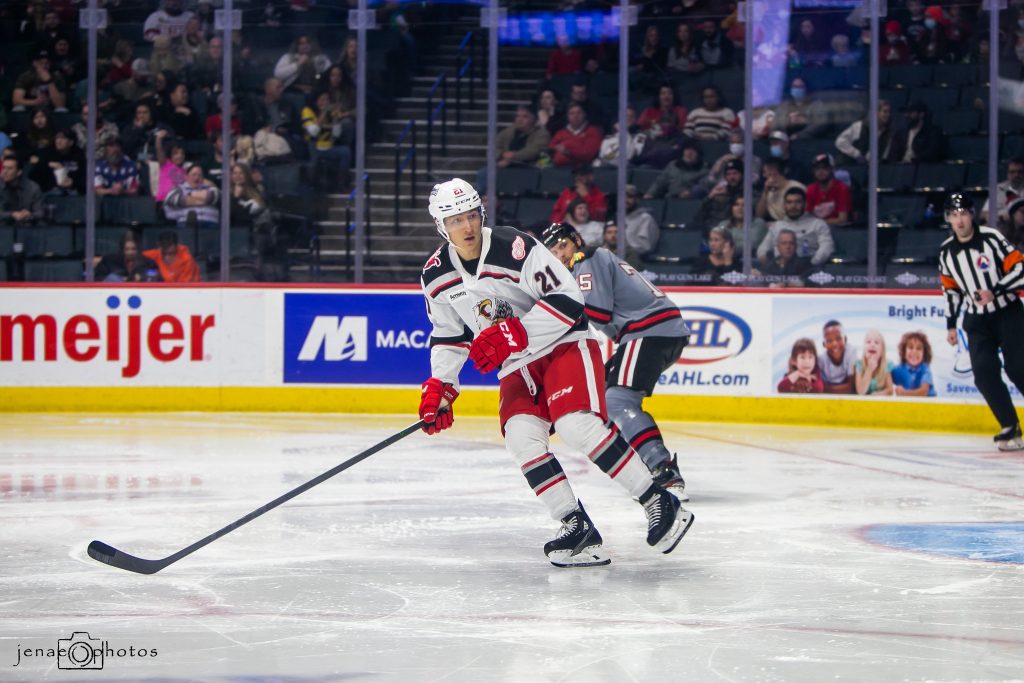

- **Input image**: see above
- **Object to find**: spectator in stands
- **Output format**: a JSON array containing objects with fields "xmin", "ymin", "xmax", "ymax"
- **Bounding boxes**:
[
  {"xmin": 180, "ymin": 16, "xmax": 209, "ymax": 65},
  {"xmin": 164, "ymin": 163, "xmax": 219, "ymax": 231},
  {"xmin": 901, "ymin": 0, "xmax": 929, "ymax": 43},
  {"xmin": 144, "ymin": 0, "xmax": 194, "ymax": 42},
  {"xmin": 756, "ymin": 157, "xmax": 806, "ymax": 222},
  {"xmin": 645, "ymin": 140, "xmax": 708, "ymax": 199},
  {"xmin": 980, "ymin": 157, "xmax": 1024, "ymax": 225},
  {"xmin": 275, "ymin": 34, "xmax": 331, "ymax": 95},
  {"xmin": 835, "ymin": 100, "xmax": 898, "ymax": 165},
  {"xmin": 319, "ymin": 66, "xmax": 356, "ymax": 144},
  {"xmin": 189, "ymin": 34, "xmax": 222, "ymax": 94},
  {"xmin": 1003, "ymin": 197, "xmax": 1024, "ymax": 251},
  {"xmin": 302, "ymin": 91, "xmax": 353, "ymax": 191},
  {"xmin": 12, "ymin": 49, "xmax": 67, "ymax": 112},
  {"xmin": 692, "ymin": 225, "xmax": 739, "ymax": 284},
  {"xmin": 164, "ymin": 82, "xmax": 204, "ymax": 141},
  {"xmin": 536, "ymin": 88, "xmax": 565, "ymax": 138},
  {"xmin": 121, "ymin": 103, "xmax": 171, "ymax": 164},
  {"xmin": 548, "ymin": 103, "xmax": 602, "ymax": 168},
  {"xmin": 205, "ymin": 94, "xmax": 242, "ymax": 140},
  {"xmin": 546, "ymin": 33, "xmax": 583, "ymax": 80},
  {"xmin": 714, "ymin": 195, "xmax": 766, "ymax": 258},
  {"xmin": 148, "ymin": 35, "xmax": 182, "ymax": 77},
  {"xmin": 594, "ymin": 105, "xmax": 645, "ymax": 167},
  {"xmin": 103, "ymin": 40, "xmax": 134, "ymax": 90},
  {"xmin": 703, "ymin": 129, "xmax": 762, "ymax": 190},
  {"xmin": 944, "ymin": 4, "xmax": 972, "ymax": 61},
  {"xmin": 683, "ymin": 86, "xmax": 736, "ymax": 140},
  {"xmin": 72, "ymin": 103, "xmax": 120, "ymax": 159},
  {"xmin": 630, "ymin": 24, "xmax": 669, "ymax": 90},
  {"xmin": 697, "ymin": 19, "xmax": 735, "ymax": 68},
  {"xmin": 195, "ymin": 0, "xmax": 216, "ymax": 38},
  {"xmin": 638, "ymin": 84, "xmax": 688, "ymax": 141},
  {"xmin": 754, "ymin": 228, "xmax": 812, "ymax": 287},
  {"xmin": 880, "ymin": 21, "xmax": 913, "ymax": 65},
  {"xmin": 915, "ymin": 5, "xmax": 953, "ymax": 63},
  {"xmin": 667, "ymin": 22, "xmax": 704, "ymax": 74},
  {"xmin": 766, "ymin": 130, "xmax": 810, "ymax": 184},
  {"xmin": 828, "ymin": 34, "xmax": 859, "ymax": 67},
  {"xmin": 116, "ymin": 59, "xmax": 156, "ymax": 106},
  {"xmin": 567, "ymin": 81, "xmax": 608, "ymax": 134},
  {"xmin": 338, "ymin": 37, "xmax": 359, "ymax": 86},
  {"xmin": 549, "ymin": 165, "xmax": 607, "ymax": 224},
  {"xmin": 757, "ymin": 187, "xmax": 834, "ymax": 266},
  {"xmin": 144, "ymin": 230, "xmax": 201, "ymax": 282},
  {"xmin": 854, "ymin": 329, "xmax": 893, "ymax": 396},
  {"xmin": 563, "ymin": 198, "xmax": 604, "ymax": 246},
  {"xmin": 777, "ymin": 338, "xmax": 824, "ymax": 393},
  {"xmin": 892, "ymin": 331, "xmax": 936, "ymax": 397},
  {"xmin": 94, "ymin": 138, "xmax": 140, "ymax": 198},
  {"xmin": 154, "ymin": 130, "xmax": 186, "ymax": 202},
  {"xmin": 694, "ymin": 158, "xmax": 745, "ymax": 233},
  {"xmin": 51, "ymin": 35, "xmax": 81, "ymax": 86},
  {"xmin": 894, "ymin": 101, "xmax": 945, "ymax": 164},
  {"xmin": 0, "ymin": 157, "xmax": 44, "ymax": 225},
  {"xmin": 95, "ymin": 230, "xmax": 160, "ymax": 282},
  {"xmin": 805, "ymin": 154, "xmax": 852, "ymax": 225},
  {"xmin": 243, "ymin": 78, "xmax": 300, "ymax": 140},
  {"xmin": 789, "ymin": 18, "xmax": 827, "ymax": 67},
  {"xmin": 15, "ymin": 108, "xmax": 55, "ymax": 167},
  {"xmin": 773, "ymin": 77, "xmax": 828, "ymax": 141},
  {"xmin": 622, "ymin": 184, "xmax": 660, "ymax": 257},
  {"xmin": 496, "ymin": 105, "xmax": 551, "ymax": 169},
  {"xmin": 600, "ymin": 220, "xmax": 642, "ymax": 269},
  {"xmin": 33, "ymin": 128, "xmax": 84, "ymax": 195},
  {"xmin": 819, "ymin": 320, "xmax": 856, "ymax": 394}
]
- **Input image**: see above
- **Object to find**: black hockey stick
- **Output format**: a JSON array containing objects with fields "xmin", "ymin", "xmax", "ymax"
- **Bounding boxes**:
[{"xmin": 88, "ymin": 420, "xmax": 426, "ymax": 575}]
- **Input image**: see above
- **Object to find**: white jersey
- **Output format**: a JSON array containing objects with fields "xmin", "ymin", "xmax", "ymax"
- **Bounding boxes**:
[{"xmin": 420, "ymin": 226, "xmax": 589, "ymax": 387}]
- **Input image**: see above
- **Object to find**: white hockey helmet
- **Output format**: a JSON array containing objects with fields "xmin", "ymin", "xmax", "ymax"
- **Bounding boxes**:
[{"xmin": 428, "ymin": 178, "xmax": 485, "ymax": 240}]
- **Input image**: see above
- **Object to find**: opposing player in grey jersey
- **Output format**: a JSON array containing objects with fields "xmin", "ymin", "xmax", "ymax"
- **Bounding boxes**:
[{"xmin": 543, "ymin": 222, "xmax": 691, "ymax": 500}]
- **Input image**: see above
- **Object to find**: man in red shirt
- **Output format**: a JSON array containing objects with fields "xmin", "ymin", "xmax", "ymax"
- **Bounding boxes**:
[
  {"xmin": 548, "ymin": 164, "xmax": 607, "ymax": 224},
  {"xmin": 547, "ymin": 103, "xmax": 602, "ymax": 168},
  {"xmin": 805, "ymin": 153, "xmax": 852, "ymax": 225}
]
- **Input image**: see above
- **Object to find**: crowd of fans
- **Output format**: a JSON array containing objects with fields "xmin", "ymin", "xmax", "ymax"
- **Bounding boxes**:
[{"xmin": 0, "ymin": 0, "xmax": 416, "ymax": 281}]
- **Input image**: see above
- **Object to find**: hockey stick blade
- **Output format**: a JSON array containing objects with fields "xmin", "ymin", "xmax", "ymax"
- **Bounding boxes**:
[{"xmin": 87, "ymin": 420, "xmax": 426, "ymax": 575}]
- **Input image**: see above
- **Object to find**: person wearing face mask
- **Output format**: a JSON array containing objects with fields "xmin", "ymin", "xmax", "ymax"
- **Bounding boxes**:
[
  {"xmin": 879, "ymin": 20, "xmax": 912, "ymax": 65},
  {"xmin": 701, "ymin": 129, "xmax": 762, "ymax": 195},
  {"xmin": 772, "ymin": 77, "xmax": 827, "ymax": 141},
  {"xmin": 914, "ymin": 5, "xmax": 952, "ymax": 63},
  {"xmin": 766, "ymin": 130, "xmax": 810, "ymax": 185},
  {"xmin": 645, "ymin": 140, "xmax": 709, "ymax": 199},
  {"xmin": 893, "ymin": 101, "xmax": 945, "ymax": 164}
]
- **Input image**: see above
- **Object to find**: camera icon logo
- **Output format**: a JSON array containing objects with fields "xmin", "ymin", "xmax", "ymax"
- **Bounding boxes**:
[{"xmin": 57, "ymin": 632, "xmax": 104, "ymax": 670}]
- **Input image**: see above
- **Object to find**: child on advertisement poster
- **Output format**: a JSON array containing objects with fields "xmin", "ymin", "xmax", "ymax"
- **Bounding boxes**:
[
  {"xmin": 778, "ymin": 337, "xmax": 824, "ymax": 393},
  {"xmin": 854, "ymin": 329, "xmax": 894, "ymax": 395},
  {"xmin": 892, "ymin": 331, "xmax": 937, "ymax": 397},
  {"xmin": 818, "ymin": 319, "xmax": 856, "ymax": 393}
]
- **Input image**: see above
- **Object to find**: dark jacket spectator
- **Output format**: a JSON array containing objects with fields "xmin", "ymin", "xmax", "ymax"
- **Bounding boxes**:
[
  {"xmin": 696, "ymin": 20, "xmax": 735, "ymax": 68},
  {"xmin": 31, "ymin": 129, "xmax": 85, "ymax": 194},
  {"xmin": 893, "ymin": 102, "xmax": 945, "ymax": 164},
  {"xmin": 496, "ymin": 106, "xmax": 551, "ymax": 168},
  {"xmin": 95, "ymin": 230, "xmax": 160, "ymax": 282},
  {"xmin": 0, "ymin": 157, "xmax": 45, "ymax": 224}
]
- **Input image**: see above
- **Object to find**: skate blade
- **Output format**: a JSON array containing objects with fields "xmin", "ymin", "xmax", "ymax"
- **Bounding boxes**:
[
  {"xmin": 655, "ymin": 509, "xmax": 695, "ymax": 555},
  {"xmin": 668, "ymin": 484, "xmax": 690, "ymax": 503},
  {"xmin": 997, "ymin": 438, "xmax": 1024, "ymax": 451},
  {"xmin": 548, "ymin": 545, "xmax": 611, "ymax": 568}
]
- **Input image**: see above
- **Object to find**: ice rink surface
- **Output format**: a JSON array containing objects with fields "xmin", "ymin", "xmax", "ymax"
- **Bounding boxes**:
[{"xmin": 1, "ymin": 412, "xmax": 1023, "ymax": 682}]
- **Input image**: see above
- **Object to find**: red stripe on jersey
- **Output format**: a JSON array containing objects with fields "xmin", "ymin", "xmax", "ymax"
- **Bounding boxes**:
[
  {"xmin": 609, "ymin": 450, "xmax": 635, "ymax": 478},
  {"xmin": 432, "ymin": 342, "xmax": 470, "ymax": 349},
  {"xmin": 535, "ymin": 474, "xmax": 567, "ymax": 495},
  {"xmin": 538, "ymin": 300, "xmax": 575, "ymax": 326},
  {"xmin": 585, "ymin": 306, "xmax": 612, "ymax": 323},
  {"xmin": 430, "ymin": 277, "xmax": 463, "ymax": 298},
  {"xmin": 621, "ymin": 309, "xmax": 682, "ymax": 336},
  {"xmin": 480, "ymin": 271, "xmax": 520, "ymax": 283}
]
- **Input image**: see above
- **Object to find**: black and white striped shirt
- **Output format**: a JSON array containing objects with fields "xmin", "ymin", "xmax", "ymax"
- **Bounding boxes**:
[{"xmin": 938, "ymin": 225, "xmax": 1024, "ymax": 328}]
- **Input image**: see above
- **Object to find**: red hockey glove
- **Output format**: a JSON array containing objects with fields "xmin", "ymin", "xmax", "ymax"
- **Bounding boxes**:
[
  {"xmin": 419, "ymin": 378, "xmax": 459, "ymax": 435},
  {"xmin": 469, "ymin": 317, "xmax": 529, "ymax": 373}
]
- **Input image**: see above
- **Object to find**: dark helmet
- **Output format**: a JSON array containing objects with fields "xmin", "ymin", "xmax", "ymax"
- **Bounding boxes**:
[
  {"xmin": 944, "ymin": 191, "xmax": 974, "ymax": 213},
  {"xmin": 541, "ymin": 222, "xmax": 584, "ymax": 249}
]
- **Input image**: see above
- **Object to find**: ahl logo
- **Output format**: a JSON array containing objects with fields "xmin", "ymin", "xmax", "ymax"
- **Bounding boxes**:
[
  {"xmin": 677, "ymin": 306, "xmax": 752, "ymax": 365},
  {"xmin": 512, "ymin": 235, "xmax": 526, "ymax": 261},
  {"xmin": 976, "ymin": 254, "xmax": 991, "ymax": 271},
  {"xmin": 298, "ymin": 316, "xmax": 368, "ymax": 362}
]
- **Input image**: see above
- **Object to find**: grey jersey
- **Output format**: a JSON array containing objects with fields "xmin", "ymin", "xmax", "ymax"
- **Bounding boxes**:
[{"xmin": 570, "ymin": 247, "xmax": 689, "ymax": 343}]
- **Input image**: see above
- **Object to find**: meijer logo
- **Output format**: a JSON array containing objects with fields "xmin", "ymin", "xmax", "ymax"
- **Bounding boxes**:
[
  {"xmin": 677, "ymin": 306, "xmax": 752, "ymax": 364},
  {"xmin": 298, "ymin": 316, "xmax": 368, "ymax": 361},
  {"xmin": 0, "ymin": 295, "xmax": 215, "ymax": 378}
]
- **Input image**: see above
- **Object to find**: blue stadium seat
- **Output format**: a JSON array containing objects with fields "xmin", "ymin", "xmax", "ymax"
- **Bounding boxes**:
[
  {"xmin": 831, "ymin": 226, "xmax": 868, "ymax": 263},
  {"xmin": 24, "ymin": 259, "xmax": 83, "ymax": 282},
  {"xmin": 637, "ymin": 198, "xmax": 665, "ymax": 223},
  {"xmin": 516, "ymin": 197, "xmax": 555, "ymax": 229},
  {"xmin": 937, "ymin": 110, "xmax": 982, "ymax": 136},
  {"xmin": 48, "ymin": 195, "xmax": 85, "ymax": 225},
  {"xmin": 631, "ymin": 168, "xmax": 661, "ymax": 195},
  {"xmin": 496, "ymin": 167, "xmax": 540, "ymax": 197},
  {"xmin": 100, "ymin": 196, "xmax": 159, "ymax": 226},
  {"xmin": 0, "ymin": 226, "xmax": 13, "ymax": 256},
  {"xmin": 259, "ymin": 163, "xmax": 304, "ymax": 196},
  {"xmin": 890, "ymin": 229, "xmax": 948, "ymax": 264},
  {"xmin": 537, "ymin": 167, "xmax": 573, "ymax": 197},
  {"xmin": 592, "ymin": 166, "xmax": 624, "ymax": 195},
  {"xmin": 914, "ymin": 163, "xmax": 966, "ymax": 192},
  {"xmin": 651, "ymin": 227, "xmax": 703, "ymax": 263},
  {"xmin": 878, "ymin": 165, "xmax": 916, "ymax": 192},
  {"xmin": 882, "ymin": 64, "xmax": 933, "ymax": 88},
  {"xmin": 911, "ymin": 87, "xmax": 960, "ymax": 113},
  {"xmin": 878, "ymin": 195, "xmax": 927, "ymax": 229},
  {"xmin": 21, "ymin": 226, "xmax": 76, "ymax": 258},
  {"xmin": 663, "ymin": 198, "xmax": 703, "ymax": 229},
  {"xmin": 947, "ymin": 135, "xmax": 988, "ymax": 162}
]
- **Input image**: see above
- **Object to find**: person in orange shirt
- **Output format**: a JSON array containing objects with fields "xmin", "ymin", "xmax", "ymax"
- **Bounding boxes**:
[{"xmin": 144, "ymin": 230, "xmax": 201, "ymax": 282}]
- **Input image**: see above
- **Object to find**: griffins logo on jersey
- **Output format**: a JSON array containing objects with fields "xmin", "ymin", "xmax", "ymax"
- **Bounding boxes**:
[
  {"xmin": 424, "ymin": 246, "xmax": 443, "ymax": 271},
  {"xmin": 474, "ymin": 297, "xmax": 515, "ymax": 327},
  {"xmin": 976, "ymin": 254, "xmax": 991, "ymax": 271}
]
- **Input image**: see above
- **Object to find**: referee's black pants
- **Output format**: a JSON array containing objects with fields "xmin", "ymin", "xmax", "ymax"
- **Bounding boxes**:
[{"xmin": 964, "ymin": 302, "xmax": 1024, "ymax": 428}]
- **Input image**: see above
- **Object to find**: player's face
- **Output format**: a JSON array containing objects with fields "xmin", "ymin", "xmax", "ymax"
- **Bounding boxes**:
[
  {"xmin": 549, "ymin": 238, "xmax": 577, "ymax": 269},
  {"xmin": 946, "ymin": 208, "xmax": 974, "ymax": 241},
  {"xmin": 444, "ymin": 208, "xmax": 483, "ymax": 259},
  {"xmin": 904, "ymin": 339, "xmax": 924, "ymax": 367},
  {"xmin": 795, "ymin": 351, "xmax": 816, "ymax": 375},
  {"xmin": 823, "ymin": 326, "xmax": 845, "ymax": 362}
]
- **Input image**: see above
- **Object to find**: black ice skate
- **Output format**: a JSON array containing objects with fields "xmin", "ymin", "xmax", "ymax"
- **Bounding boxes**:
[
  {"xmin": 994, "ymin": 424, "xmax": 1024, "ymax": 451},
  {"xmin": 639, "ymin": 485, "xmax": 694, "ymax": 554},
  {"xmin": 544, "ymin": 502, "xmax": 611, "ymax": 568},
  {"xmin": 652, "ymin": 454, "xmax": 689, "ymax": 502}
]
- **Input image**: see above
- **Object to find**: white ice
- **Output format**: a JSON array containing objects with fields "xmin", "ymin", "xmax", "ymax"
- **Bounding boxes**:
[{"xmin": 1, "ymin": 413, "xmax": 1023, "ymax": 682}]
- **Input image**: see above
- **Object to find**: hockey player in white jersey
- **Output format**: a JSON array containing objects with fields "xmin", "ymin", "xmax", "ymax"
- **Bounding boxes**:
[
  {"xmin": 417, "ymin": 178, "xmax": 694, "ymax": 567},
  {"xmin": 543, "ymin": 222, "xmax": 691, "ymax": 500}
]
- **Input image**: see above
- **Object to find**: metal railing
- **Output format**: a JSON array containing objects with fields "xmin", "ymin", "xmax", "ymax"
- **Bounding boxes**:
[
  {"xmin": 345, "ymin": 173, "xmax": 371, "ymax": 281},
  {"xmin": 393, "ymin": 119, "xmax": 418, "ymax": 234}
]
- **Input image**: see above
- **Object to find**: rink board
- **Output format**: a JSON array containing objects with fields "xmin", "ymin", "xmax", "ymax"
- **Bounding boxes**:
[{"xmin": 0, "ymin": 284, "xmax": 1018, "ymax": 432}]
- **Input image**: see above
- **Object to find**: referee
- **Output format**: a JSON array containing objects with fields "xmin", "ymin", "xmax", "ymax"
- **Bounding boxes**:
[{"xmin": 939, "ymin": 191, "xmax": 1024, "ymax": 450}]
